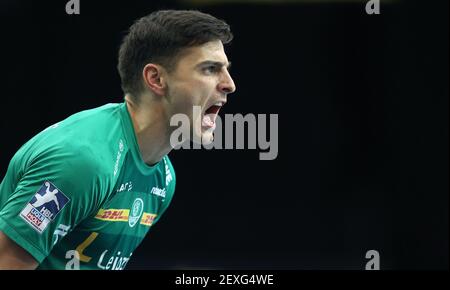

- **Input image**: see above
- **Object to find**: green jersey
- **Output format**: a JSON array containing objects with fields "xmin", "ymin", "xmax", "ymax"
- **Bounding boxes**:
[{"xmin": 0, "ymin": 102, "xmax": 176, "ymax": 270}]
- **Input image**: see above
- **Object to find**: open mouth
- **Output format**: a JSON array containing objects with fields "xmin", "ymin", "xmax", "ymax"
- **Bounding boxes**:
[{"xmin": 202, "ymin": 102, "xmax": 224, "ymax": 129}]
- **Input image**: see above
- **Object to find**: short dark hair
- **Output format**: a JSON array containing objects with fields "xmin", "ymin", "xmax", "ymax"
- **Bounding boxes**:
[{"xmin": 117, "ymin": 10, "xmax": 233, "ymax": 100}]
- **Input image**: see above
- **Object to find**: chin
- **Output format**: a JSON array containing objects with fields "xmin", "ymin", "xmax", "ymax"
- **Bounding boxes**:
[
  {"xmin": 201, "ymin": 130, "xmax": 214, "ymax": 145},
  {"xmin": 191, "ymin": 127, "xmax": 214, "ymax": 146}
]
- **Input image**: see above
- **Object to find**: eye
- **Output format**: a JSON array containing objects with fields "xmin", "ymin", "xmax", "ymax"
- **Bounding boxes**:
[{"xmin": 202, "ymin": 65, "xmax": 219, "ymax": 74}]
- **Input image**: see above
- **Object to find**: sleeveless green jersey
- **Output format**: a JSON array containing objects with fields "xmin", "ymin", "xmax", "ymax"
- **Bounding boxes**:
[{"xmin": 0, "ymin": 102, "xmax": 176, "ymax": 270}]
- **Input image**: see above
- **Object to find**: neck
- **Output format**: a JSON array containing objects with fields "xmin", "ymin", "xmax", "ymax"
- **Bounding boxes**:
[{"xmin": 125, "ymin": 94, "xmax": 173, "ymax": 166}]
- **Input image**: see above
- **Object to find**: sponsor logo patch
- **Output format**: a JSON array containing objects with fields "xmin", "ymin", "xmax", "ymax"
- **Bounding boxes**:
[
  {"xmin": 140, "ymin": 213, "xmax": 157, "ymax": 226},
  {"xmin": 95, "ymin": 209, "xmax": 130, "ymax": 222},
  {"xmin": 20, "ymin": 181, "xmax": 70, "ymax": 233},
  {"xmin": 94, "ymin": 208, "xmax": 157, "ymax": 227},
  {"xmin": 150, "ymin": 186, "xmax": 166, "ymax": 198},
  {"xmin": 128, "ymin": 198, "xmax": 144, "ymax": 228}
]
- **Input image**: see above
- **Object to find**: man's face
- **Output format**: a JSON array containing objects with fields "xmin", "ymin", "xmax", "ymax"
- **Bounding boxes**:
[{"xmin": 164, "ymin": 40, "xmax": 236, "ymax": 144}]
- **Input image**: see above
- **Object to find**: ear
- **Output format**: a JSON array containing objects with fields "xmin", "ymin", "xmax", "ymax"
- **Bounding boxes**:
[{"xmin": 142, "ymin": 63, "xmax": 166, "ymax": 96}]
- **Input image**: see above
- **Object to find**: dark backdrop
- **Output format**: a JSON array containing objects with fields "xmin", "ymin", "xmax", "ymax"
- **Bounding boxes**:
[{"xmin": 0, "ymin": 0, "xmax": 447, "ymax": 270}]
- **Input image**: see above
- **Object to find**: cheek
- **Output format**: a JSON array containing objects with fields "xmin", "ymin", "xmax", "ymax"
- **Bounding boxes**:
[{"xmin": 171, "ymin": 80, "xmax": 212, "ymax": 111}]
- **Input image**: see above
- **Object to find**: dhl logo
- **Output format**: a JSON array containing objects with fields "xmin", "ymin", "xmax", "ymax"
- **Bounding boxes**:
[
  {"xmin": 95, "ymin": 209, "xmax": 129, "ymax": 222},
  {"xmin": 140, "ymin": 213, "xmax": 157, "ymax": 226},
  {"xmin": 95, "ymin": 209, "xmax": 157, "ymax": 227}
]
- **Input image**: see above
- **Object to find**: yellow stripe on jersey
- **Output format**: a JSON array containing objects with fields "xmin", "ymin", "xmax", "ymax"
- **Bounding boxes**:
[
  {"xmin": 140, "ymin": 213, "xmax": 157, "ymax": 226},
  {"xmin": 95, "ymin": 209, "xmax": 129, "ymax": 222}
]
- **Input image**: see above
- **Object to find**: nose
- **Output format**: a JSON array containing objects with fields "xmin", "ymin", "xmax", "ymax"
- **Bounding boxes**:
[{"xmin": 218, "ymin": 69, "xmax": 236, "ymax": 94}]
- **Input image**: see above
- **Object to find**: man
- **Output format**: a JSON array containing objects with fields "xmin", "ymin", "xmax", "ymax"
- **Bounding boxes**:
[{"xmin": 0, "ymin": 9, "xmax": 236, "ymax": 269}]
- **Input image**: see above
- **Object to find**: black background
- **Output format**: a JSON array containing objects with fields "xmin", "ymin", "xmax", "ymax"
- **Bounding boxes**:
[{"xmin": 0, "ymin": 0, "xmax": 448, "ymax": 270}]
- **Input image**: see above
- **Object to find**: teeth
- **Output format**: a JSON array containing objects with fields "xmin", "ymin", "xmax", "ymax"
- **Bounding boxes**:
[{"xmin": 214, "ymin": 102, "xmax": 223, "ymax": 106}]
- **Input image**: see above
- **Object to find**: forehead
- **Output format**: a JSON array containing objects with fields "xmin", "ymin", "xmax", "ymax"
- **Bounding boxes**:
[{"xmin": 177, "ymin": 40, "xmax": 229, "ymax": 67}]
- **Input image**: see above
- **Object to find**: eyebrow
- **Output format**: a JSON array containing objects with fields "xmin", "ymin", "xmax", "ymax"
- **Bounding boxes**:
[{"xmin": 197, "ymin": 60, "xmax": 232, "ymax": 69}]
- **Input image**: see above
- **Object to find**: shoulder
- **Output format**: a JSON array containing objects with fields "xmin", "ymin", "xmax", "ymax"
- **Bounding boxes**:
[
  {"xmin": 12, "ymin": 106, "xmax": 126, "ymax": 182},
  {"xmin": 22, "ymin": 142, "xmax": 109, "ymax": 187}
]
